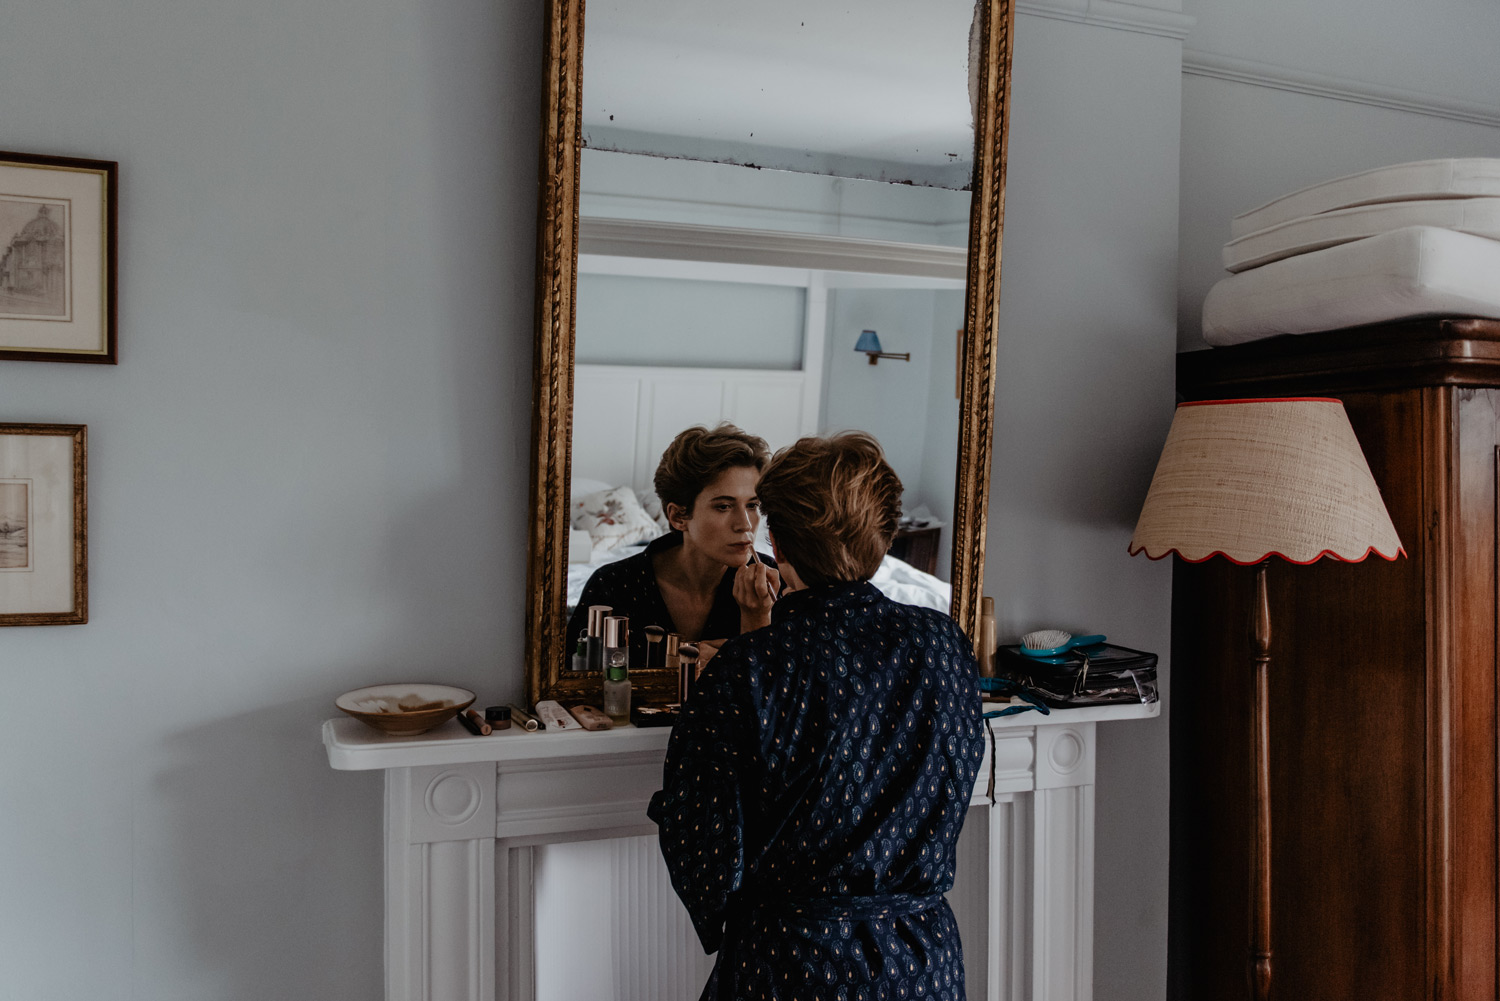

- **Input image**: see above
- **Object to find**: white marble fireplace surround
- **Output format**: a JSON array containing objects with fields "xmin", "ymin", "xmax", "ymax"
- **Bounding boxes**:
[{"xmin": 323, "ymin": 701, "xmax": 1157, "ymax": 1001}]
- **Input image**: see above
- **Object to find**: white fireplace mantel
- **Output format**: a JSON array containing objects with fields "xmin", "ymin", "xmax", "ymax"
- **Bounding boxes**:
[{"xmin": 323, "ymin": 700, "xmax": 1158, "ymax": 1001}]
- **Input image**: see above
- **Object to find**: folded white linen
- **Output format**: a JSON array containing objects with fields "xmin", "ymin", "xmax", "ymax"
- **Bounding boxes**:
[
  {"xmin": 1231, "ymin": 158, "xmax": 1500, "ymax": 239},
  {"xmin": 1202, "ymin": 226, "xmax": 1500, "ymax": 347},
  {"xmin": 1223, "ymin": 197, "xmax": 1500, "ymax": 273}
]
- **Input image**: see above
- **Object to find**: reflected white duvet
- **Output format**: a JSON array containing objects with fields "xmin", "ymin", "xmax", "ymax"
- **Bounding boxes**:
[{"xmin": 566, "ymin": 543, "xmax": 953, "ymax": 617}]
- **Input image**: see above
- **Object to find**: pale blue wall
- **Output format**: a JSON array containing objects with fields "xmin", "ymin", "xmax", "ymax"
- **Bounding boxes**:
[
  {"xmin": 918, "ymin": 291, "xmax": 965, "ymax": 578},
  {"xmin": 821, "ymin": 287, "xmax": 964, "ymax": 537},
  {"xmin": 0, "ymin": 1, "xmax": 539, "ymax": 998},
  {"xmin": 576, "ymin": 274, "xmax": 806, "ymax": 369},
  {"xmin": 989, "ymin": 16, "xmax": 1182, "ymax": 1000}
]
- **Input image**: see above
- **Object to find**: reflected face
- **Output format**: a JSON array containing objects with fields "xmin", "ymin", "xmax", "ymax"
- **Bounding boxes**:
[{"xmin": 669, "ymin": 465, "xmax": 762, "ymax": 568}]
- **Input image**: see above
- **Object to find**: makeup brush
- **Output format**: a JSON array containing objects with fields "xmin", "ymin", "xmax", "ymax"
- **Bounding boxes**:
[{"xmin": 643, "ymin": 624, "xmax": 666, "ymax": 670}]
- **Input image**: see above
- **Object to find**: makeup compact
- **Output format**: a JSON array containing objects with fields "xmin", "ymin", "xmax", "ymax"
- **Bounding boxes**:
[
  {"xmin": 630, "ymin": 704, "xmax": 678, "ymax": 728},
  {"xmin": 568, "ymin": 704, "xmax": 613, "ymax": 731}
]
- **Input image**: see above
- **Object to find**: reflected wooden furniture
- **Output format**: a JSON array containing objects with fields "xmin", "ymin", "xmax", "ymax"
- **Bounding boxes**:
[
  {"xmin": 891, "ymin": 525, "xmax": 942, "ymax": 576},
  {"xmin": 1171, "ymin": 318, "xmax": 1500, "ymax": 1001}
]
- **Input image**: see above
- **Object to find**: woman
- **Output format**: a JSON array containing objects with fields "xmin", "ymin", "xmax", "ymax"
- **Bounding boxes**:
[
  {"xmin": 566, "ymin": 422, "xmax": 781, "ymax": 671},
  {"xmin": 648, "ymin": 431, "xmax": 985, "ymax": 1001}
]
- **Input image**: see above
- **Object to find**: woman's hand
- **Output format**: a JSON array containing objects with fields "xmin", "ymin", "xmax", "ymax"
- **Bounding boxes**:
[{"xmin": 734, "ymin": 561, "xmax": 780, "ymax": 632}]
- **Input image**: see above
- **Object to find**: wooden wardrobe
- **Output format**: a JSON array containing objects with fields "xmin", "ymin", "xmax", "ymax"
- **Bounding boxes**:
[{"xmin": 1171, "ymin": 318, "xmax": 1500, "ymax": 1001}]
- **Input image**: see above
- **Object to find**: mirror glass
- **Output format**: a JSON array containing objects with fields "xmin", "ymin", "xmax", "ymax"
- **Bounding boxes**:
[{"xmin": 564, "ymin": 1, "xmax": 980, "ymax": 658}]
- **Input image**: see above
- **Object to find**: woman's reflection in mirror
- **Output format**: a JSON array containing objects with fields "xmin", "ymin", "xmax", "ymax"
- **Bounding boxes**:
[{"xmin": 565, "ymin": 423, "xmax": 780, "ymax": 673}]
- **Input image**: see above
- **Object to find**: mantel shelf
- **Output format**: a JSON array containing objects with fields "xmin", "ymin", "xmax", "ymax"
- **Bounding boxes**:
[{"xmin": 321, "ymin": 700, "xmax": 1159, "ymax": 772}]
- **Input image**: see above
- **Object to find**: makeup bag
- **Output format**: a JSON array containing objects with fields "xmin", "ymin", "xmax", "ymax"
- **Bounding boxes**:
[{"xmin": 996, "ymin": 642, "xmax": 1158, "ymax": 708}]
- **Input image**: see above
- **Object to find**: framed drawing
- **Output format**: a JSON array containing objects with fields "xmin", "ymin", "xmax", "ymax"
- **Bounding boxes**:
[
  {"xmin": 0, "ymin": 424, "xmax": 87, "ymax": 625},
  {"xmin": 0, "ymin": 151, "xmax": 117, "ymax": 364}
]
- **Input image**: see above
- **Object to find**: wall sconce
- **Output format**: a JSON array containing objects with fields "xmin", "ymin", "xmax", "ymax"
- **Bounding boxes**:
[{"xmin": 854, "ymin": 329, "xmax": 910, "ymax": 365}]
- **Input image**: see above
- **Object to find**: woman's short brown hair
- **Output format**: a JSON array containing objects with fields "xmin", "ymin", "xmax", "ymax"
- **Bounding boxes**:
[
  {"xmin": 654, "ymin": 423, "xmax": 771, "ymax": 513},
  {"xmin": 756, "ymin": 431, "xmax": 902, "ymax": 585}
]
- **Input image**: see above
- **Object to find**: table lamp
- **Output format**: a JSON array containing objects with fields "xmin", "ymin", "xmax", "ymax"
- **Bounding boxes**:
[{"xmin": 1129, "ymin": 397, "xmax": 1403, "ymax": 1001}]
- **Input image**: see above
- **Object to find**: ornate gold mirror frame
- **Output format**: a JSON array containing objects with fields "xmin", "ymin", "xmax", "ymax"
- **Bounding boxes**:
[{"xmin": 525, "ymin": 0, "xmax": 1015, "ymax": 706}]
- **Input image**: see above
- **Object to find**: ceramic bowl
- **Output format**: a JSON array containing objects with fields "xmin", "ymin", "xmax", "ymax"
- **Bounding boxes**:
[{"xmin": 336, "ymin": 683, "xmax": 476, "ymax": 736}]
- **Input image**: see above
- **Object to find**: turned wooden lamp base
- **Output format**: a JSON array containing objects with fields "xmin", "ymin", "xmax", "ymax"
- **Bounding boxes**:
[{"xmin": 1250, "ymin": 560, "xmax": 1273, "ymax": 1001}]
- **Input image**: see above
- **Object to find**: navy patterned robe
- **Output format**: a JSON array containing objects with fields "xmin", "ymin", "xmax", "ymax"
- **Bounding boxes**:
[{"xmin": 648, "ymin": 581, "xmax": 985, "ymax": 1001}]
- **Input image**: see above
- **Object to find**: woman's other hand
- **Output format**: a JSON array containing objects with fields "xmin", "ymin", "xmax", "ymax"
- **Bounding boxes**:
[{"xmin": 734, "ymin": 562, "xmax": 780, "ymax": 632}]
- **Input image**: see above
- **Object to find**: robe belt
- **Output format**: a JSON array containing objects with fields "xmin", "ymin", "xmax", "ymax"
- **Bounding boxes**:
[{"xmin": 745, "ymin": 890, "xmax": 947, "ymax": 922}]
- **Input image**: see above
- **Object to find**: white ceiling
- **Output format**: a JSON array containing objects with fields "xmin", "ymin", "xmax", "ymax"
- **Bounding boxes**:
[{"xmin": 582, "ymin": 0, "xmax": 980, "ymax": 188}]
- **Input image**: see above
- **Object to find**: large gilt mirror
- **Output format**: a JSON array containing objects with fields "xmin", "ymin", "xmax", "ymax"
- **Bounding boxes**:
[{"xmin": 526, "ymin": 0, "xmax": 1014, "ymax": 706}]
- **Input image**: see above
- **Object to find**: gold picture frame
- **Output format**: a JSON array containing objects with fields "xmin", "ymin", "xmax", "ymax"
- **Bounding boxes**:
[
  {"xmin": 0, "ymin": 423, "xmax": 87, "ymax": 625},
  {"xmin": 0, "ymin": 151, "xmax": 118, "ymax": 364}
]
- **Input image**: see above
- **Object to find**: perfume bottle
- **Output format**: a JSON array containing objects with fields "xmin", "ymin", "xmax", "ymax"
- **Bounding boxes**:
[
  {"xmin": 602, "ymin": 615, "xmax": 631, "ymax": 724},
  {"xmin": 586, "ymin": 604, "xmax": 612, "ymax": 675},
  {"xmin": 571, "ymin": 634, "xmax": 588, "ymax": 673}
]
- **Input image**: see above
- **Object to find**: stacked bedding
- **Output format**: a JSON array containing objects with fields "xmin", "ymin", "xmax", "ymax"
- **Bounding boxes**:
[{"xmin": 1202, "ymin": 159, "xmax": 1500, "ymax": 346}]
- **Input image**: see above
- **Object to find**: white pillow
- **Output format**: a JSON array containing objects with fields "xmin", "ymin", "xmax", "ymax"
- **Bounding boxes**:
[
  {"xmin": 573, "ymin": 486, "xmax": 660, "ymax": 552},
  {"xmin": 1222, "ymin": 196, "xmax": 1500, "ymax": 273},
  {"xmin": 571, "ymin": 477, "xmax": 615, "ymax": 527},
  {"xmin": 1230, "ymin": 158, "xmax": 1500, "ymax": 238},
  {"xmin": 1203, "ymin": 226, "xmax": 1500, "ymax": 346}
]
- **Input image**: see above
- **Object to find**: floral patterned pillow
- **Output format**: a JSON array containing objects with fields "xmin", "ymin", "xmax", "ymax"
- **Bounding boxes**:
[{"xmin": 573, "ymin": 486, "xmax": 660, "ymax": 552}]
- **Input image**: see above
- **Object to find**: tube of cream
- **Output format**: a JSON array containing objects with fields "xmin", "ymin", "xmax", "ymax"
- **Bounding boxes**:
[{"xmin": 535, "ymin": 699, "xmax": 582, "ymax": 731}]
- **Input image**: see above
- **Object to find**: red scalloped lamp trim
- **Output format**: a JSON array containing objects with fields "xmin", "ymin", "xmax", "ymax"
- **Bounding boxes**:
[
  {"xmin": 1127, "ymin": 543, "xmax": 1407, "ymax": 565},
  {"xmin": 1177, "ymin": 397, "xmax": 1342, "ymax": 408}
]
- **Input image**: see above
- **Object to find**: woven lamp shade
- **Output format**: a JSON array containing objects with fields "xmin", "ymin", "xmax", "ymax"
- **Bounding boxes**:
[{"xmin": 1129, "ymin": 398, "xmax": 1404, "ymax": 565}]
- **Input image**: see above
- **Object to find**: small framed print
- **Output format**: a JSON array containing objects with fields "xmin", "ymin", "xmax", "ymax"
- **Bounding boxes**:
[
  {"xmin": 0, "ymin": 424, "xmax": 86, "ymax": 625},
  {"xmin": 0, "ymin": 151, "xmax": 117, "ymax": 364}
]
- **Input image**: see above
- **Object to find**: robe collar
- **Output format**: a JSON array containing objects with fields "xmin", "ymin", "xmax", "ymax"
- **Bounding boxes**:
[{"xmin": 772, "ymin": 580, "xmax": 883, "ymax": 624}]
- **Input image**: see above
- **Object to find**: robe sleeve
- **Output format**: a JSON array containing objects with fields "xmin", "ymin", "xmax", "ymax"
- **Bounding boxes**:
[{"xmin": 647, "ymin": 657, "xmax": 752, "ymax": 954}]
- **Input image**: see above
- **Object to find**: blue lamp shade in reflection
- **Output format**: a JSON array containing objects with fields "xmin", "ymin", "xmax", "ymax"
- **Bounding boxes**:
[{"xmin": 854, "ymin": 329, "xmax": 910, "ymax": 365}]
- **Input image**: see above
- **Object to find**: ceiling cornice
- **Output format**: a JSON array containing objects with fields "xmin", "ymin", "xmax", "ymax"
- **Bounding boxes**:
[{"xmin": 1182, "ymin": 51, "xmax": 1500, "ymax": 130}]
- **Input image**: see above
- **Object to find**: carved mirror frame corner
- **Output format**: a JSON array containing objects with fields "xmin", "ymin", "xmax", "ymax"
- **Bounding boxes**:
[{"xmin": 524, "ymin": 0, "xmax": 1014, "ymax": 705}]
